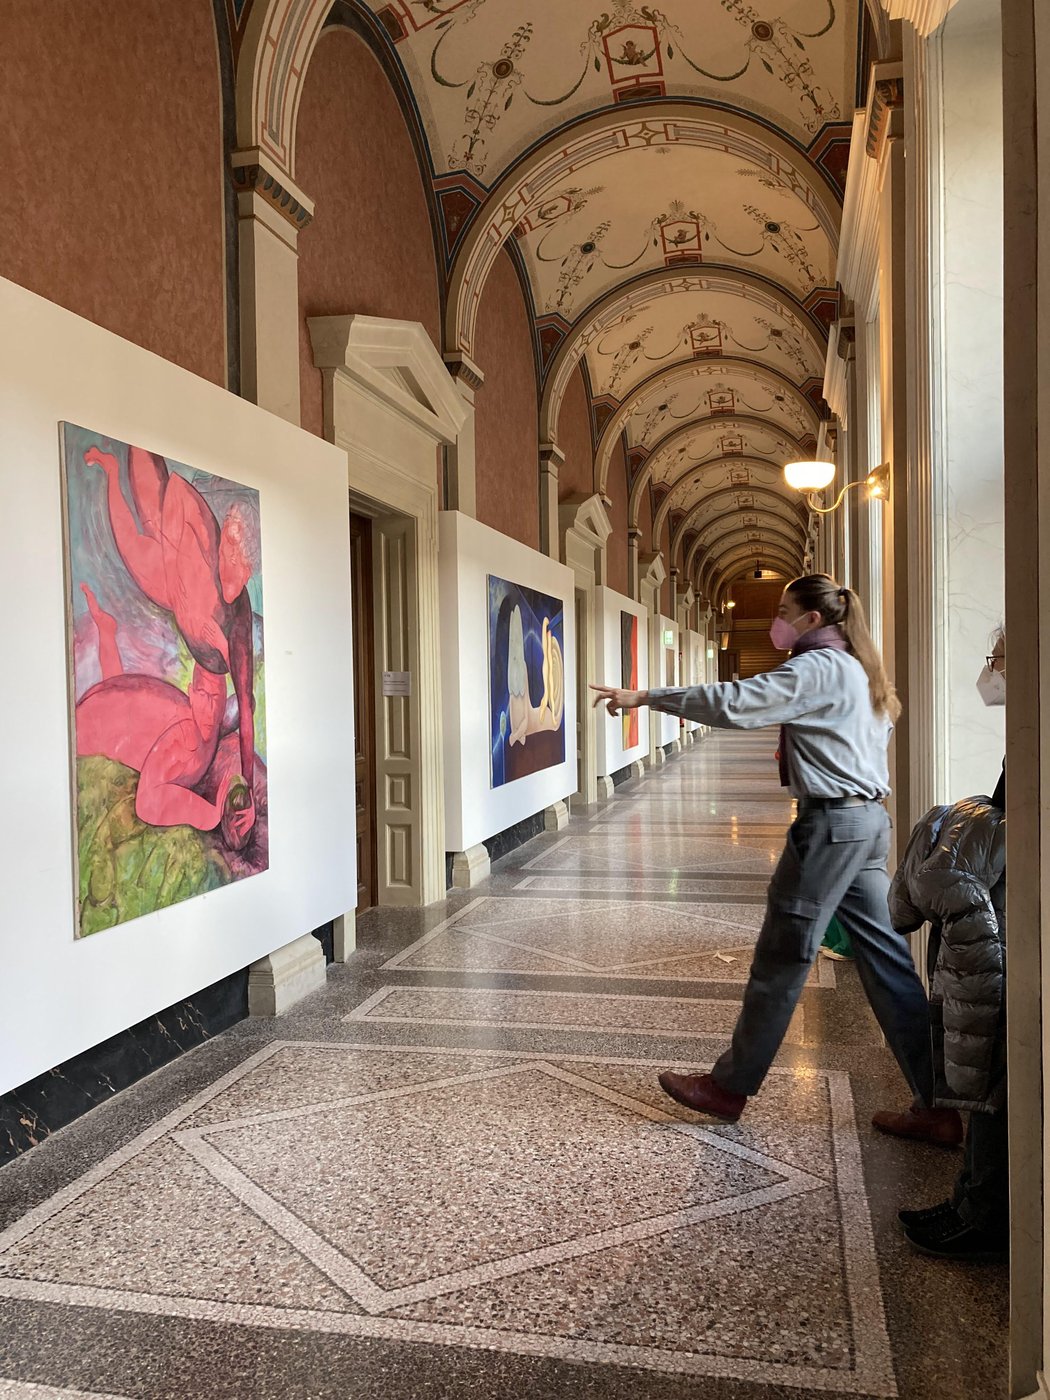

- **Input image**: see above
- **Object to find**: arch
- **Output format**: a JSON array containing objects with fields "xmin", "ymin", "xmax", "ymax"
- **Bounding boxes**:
[
  {"xmin": 650, "ymin": 455, "xmax": 801, "ymax": 538},
  {"xmin": 236, "ymin": 0, "xmax": 332, "ymax": 176},
  {"xmin": 685, "ymin": 523, "xmax": 806, "ymax": 575},
  {"xmin": 639, "ymin": 412, "xmax": 807, "ymax": 479},
  {"xmin": 539, "ymin": 265, "xmax": 827, "ymax": 449},
  {"xmin": 445, "ymin": 100, "xmax": 843, "ymax": 359},
  {"xmin": 595, "ymin": 358, "xmax": 822, "ymax": 498},
  {"xmin": 682, "ymin": 520, "xmax": 805, "ymax": 580},
  {"xmin": 665, "ymin": 484, "xmax": 808, "ymax": 546},
  {"xmin": 685, "ymin": 509, "xmax": 807, "ymax": 576},
  {"xmin": 707, "ymin": 546, "xmax": 803, "ymax": 600}
]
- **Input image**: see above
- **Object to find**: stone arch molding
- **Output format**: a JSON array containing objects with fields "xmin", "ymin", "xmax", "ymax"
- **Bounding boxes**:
[
  {"xmin": 446, "ymin": 103, "xmax": 843, "ymax": 360},
  {"xmin": 539, "ymin": 266, "xmax": 827, "ymax": 451},
  {"xmin": 237, "ymin": 0, "xmax": 333, "ymax": 177}
]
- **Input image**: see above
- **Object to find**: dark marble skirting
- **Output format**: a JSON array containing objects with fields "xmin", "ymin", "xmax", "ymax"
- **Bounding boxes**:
[{"xmin": 0, "ymin": 922, "xmax": 334, "ymax": 1165}]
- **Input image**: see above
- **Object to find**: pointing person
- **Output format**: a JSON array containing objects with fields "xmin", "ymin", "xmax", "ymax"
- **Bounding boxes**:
[{"xmin": 591, "ymin": 573, "xmax": 960, "ymax": 1142}]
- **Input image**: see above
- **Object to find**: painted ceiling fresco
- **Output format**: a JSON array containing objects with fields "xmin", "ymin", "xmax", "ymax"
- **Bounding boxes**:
[
  {"xmin": 370, "ymin": 0, "xmax": 855, "ymax": 175},
  {"xmin": 517, "ymin": 145, "xmax": 835, "ymax": 317},
  {"xmin": 623, "ymin": 361, "xmax": 819, "ymax": 451},
  {"xmin": 362, "ymin": 0, "xmax": 859, "ymax": 588},
  {"xmin": 646, "ymin": 419, "xmax": 803, "ymax": 487}
]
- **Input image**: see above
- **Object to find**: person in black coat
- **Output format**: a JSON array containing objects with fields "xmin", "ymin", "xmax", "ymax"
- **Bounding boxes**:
[{"xmin": 892, "ymin": 630, "xmax": 1008, "ymax": 1262}]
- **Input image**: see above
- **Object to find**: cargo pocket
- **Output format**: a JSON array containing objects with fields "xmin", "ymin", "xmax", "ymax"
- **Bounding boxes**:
[{"xmin": 767, "ymin": 892, "xmax": 824, "ymax": 964}]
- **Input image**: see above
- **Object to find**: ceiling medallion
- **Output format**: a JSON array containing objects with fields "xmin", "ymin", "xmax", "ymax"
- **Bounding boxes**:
[
  {"xmin": 580, "ymin": 241, "xmax": 597, "ymax": 254},
  {"xmin": 751, "ymin": 21, "xmax": 775, "ymax": 41},
  {"xmin": 764, "ymin": 221, "xmax": 781, "ymax": 234},
  {"xmin": 492, "ymin": 58, "xmax": 515, "ymax": 79}
]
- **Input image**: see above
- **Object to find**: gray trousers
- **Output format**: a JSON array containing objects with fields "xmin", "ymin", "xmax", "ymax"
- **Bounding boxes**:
[{"xmin": 713, "ymin": 800, "xmax": 935, "ymax": 1102}]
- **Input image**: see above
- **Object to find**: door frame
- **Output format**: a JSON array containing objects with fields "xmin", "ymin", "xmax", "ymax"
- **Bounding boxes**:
[
  {"xmin": 310, "ymin": 315, "xmax": 469, "ymax": 917},
  {"xmin": 639, "ymin": 551, "xmax": 667, "ymax": 768},
  {"xmin": 349, "ymin": 512, "xmax": 378, "ymax": 914},
  {"xmin": 559, "ymin": 493, "xmax": 612, "ymax": 808}
]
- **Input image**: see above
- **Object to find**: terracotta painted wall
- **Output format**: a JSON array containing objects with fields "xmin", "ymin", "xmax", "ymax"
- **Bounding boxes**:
[
  {"xmin": 557, "ymin": 364, "xmax": 594, "ymax": 501},
  {"xmin": 296, "ymin": 28, "xmax": 441, "ymax": 438},
  {"xmin": 606, "ymin": 436, "xmax": 629, "ymax": 596},
  {"xmin": 2, "ymin": 0, "xmax": 226, "ymax": 386},
  {"xmin": 474, "ymin": 250, "xmax": 540, "ymax": 550}
]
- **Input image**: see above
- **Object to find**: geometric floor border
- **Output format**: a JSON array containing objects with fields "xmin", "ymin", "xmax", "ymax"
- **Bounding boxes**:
[
  {"xmin": 0, "ymin": 1042, "xmax": 894, "ymax": 1397},
  {"xmin": 382, "ymin": 898, "xmax": 837, "ymax": 989}
]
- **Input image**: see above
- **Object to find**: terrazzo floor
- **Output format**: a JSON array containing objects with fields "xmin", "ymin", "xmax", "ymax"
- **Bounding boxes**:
[{"xmin": 0, "ymin": 731, "xmax": 1008, "ymax": 1398}]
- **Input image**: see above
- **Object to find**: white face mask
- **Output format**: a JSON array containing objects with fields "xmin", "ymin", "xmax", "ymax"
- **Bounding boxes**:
[{"xmin": 977, "ymin": 664, "xmax": 1006, "ymax": 707}]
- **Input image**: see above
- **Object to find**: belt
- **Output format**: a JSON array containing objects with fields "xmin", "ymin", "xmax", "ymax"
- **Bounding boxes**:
[{"xmin": 797, "ymin": 795, "xmax": 874, "ymax": 812}]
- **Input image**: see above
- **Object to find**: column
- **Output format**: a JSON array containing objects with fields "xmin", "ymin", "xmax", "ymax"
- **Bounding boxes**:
[
  {"xmin": 627, "ymin": 527, "xmax": 642, "ymax": 600},
  {"xmin": 539, "ymin": 443, "xmax": 564, "ymax": 558},
  {"xmin": 232, "ymin": 149, "xmax": 314, "ymax": 426},
  {"xmin": 868, "ymin": 49, "xmax": 935, "ymax": 837},
  {"xmin": 443, "ymin": 353, "xmax": 484, "ymax": 516},
  {"xmin": 1002, "ymin": 1, "xmax": 1050, "ymax": 1389}
]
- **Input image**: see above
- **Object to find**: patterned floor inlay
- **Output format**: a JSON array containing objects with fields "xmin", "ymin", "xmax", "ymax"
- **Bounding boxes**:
[
  {"xmin": 383, "ymin": 898, "xmax": 835, "ymax": 988},
  {"xmin": 0, "ymin": 1385, "xmax": 131, "ymax": 1399},
  {"xmin": 523, "ymin": 834, "xmax": 783, "ymax": 876},
  {"xmin": 346, "ymin": 985, "xmax": 805, "ymax": 1043},
  {"xmin": 0, "ymin": 1042, "xmax": 894, "ymax": 1395},
  {"xmin": 514, "ymin": 873, "xmax": 768, "ymax": 899}
]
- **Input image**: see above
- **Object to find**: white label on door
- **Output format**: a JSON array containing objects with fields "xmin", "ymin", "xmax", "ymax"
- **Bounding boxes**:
[{"xmin": 382, "ymin": 671, "xmax": 411, "ymax": 697}]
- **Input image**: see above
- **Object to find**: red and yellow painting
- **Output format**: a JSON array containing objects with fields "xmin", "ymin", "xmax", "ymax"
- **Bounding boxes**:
[
  {"xmin": 62, "ymin": 423, "xmax": 268, "ymax": 937},
  {"xmin": 620, "ymin": 610, "xmax": 639, "ymax": 749}
]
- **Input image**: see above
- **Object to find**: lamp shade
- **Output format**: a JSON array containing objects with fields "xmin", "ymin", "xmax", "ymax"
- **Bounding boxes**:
[{"xmin": 784, "ymin": 460, "xmax": 836, "ymax": 492}]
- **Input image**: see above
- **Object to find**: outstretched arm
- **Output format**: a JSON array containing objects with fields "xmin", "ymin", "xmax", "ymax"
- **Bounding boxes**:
[{"xmin": 646, "ymin": 661, "xmax": 812, "ymax": 730}]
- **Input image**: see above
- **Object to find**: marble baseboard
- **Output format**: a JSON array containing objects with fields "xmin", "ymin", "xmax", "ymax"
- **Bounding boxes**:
[
  {"xmin": 0, "ymin": 924, "xmax": 333, "ymax": 1166},
  {"xmin": 446, "ymin": 813, "xmax": 547, "ymax": 890}
]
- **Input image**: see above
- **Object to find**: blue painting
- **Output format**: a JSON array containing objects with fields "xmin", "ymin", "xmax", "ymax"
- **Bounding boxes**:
[{"xmin": 488, "ymin": 575, "xmax": 566, "ymax": 788}]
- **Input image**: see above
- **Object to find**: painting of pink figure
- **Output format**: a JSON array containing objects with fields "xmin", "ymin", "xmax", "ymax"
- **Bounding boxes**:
[{"xmin": 61, "ymin": 423, "xmax": 268, "ymax": 937}]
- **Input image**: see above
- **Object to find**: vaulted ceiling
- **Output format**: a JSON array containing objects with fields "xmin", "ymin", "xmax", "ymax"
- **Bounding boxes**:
[{"xmin": 364, "ymin": 0, "xmax": 860, "ymax": 595}]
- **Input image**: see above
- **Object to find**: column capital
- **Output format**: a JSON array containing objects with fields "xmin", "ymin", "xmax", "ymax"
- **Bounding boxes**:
[
  {"xmin": 444, "ymin": 351, "xmax": 485, "ymax": 393},
  {"xmin": 539, "ymin": 442, "xmax": 566, "ymax": 471},
  {"xmin": 231, "ymin": 148, "xmax": 314, "ymax": 232},
  {"xmin": 865, "ymin": 63, "xmax": 905, "ymax": 161}
]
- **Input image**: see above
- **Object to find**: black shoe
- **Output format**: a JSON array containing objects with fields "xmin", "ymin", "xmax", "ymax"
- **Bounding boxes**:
[
  {"xmin": 897, "ymin": 1199, "xmax": 956, "ymax": 1230},
  {"xmin": 904, "ymin": 1211, "xmax": 1008, "ymax": 1262}
]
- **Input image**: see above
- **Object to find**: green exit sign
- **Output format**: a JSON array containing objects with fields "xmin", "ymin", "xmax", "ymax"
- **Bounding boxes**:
[{"xmin": 663, "ymin": 629, "xmax": 674, "ymax": 646}]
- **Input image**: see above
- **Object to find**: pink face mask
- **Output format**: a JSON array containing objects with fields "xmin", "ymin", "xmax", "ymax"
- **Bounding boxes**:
[{"xmin": 769, "ymin": 616, "xmax": 800, "ymax": 651}]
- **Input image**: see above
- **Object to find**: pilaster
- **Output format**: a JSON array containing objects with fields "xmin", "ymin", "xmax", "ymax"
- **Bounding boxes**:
[
  {"xmin": 443, "ymin": 353, "xmax": 484, "ymax": 516},
  {"xmin": 539, "ymin": 443, "xmax": 565, "ymax": 558},
  {"xmin": 233, "ymin": 148, "xmax": 313, "ymax": 426}
]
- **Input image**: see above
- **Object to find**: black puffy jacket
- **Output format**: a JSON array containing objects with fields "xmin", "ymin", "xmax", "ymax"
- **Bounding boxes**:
[{"xmin": 888, "ymin": 798, "xmax": 1006, "ymax": 1112}]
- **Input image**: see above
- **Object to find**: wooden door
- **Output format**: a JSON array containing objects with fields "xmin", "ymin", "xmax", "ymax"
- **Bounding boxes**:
[{"xmin": 350, "ymin": 513, "xmax": 378, "ymax": 914}]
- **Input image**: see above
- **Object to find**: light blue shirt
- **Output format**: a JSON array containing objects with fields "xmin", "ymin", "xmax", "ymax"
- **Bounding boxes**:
[{"xmin": 648, "ymin": 649, "xmax": 893, "ymax": 800}]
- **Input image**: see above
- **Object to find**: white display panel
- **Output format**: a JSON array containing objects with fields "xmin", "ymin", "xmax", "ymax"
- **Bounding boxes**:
[
  {"xmin": 0, "ymin": 278, "xmax": 356, "ymax": 1094},
  {"xmin": 439, "ymin": 511, "xmax": 577, "ymax": 852},
  {"xmin": 594, "ymin": 586, "xmax": 649, "ymax": 777},
  {"xmin": 655, "ymin": 615, "xmax": 680, "ymax": 747}
]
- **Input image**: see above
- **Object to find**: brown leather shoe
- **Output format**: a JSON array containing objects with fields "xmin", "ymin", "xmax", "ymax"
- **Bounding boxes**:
[
  {"xmin": 871, "ymin": 1102, "xmax": 963, "ymax": 1148},
  {"xmin": 658, "ymin": 1071, "xmax": 747, "ymax": 1122}
]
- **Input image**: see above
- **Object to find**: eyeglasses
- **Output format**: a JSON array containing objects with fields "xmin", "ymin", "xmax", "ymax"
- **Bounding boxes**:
[{"xmin": 986, "ymin": 654, "xmax": 1006, "ymax": 673}]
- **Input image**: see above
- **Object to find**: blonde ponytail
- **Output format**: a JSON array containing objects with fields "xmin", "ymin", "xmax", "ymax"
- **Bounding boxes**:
[{"xmin": 786, "ymin": 574, "xmax": 902, "ymax": 721}]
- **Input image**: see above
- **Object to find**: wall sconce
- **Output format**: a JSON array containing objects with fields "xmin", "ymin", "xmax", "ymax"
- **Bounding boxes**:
[{"xmin": 783, "ymin": 461, "xmax": 891, "ymax": 515}]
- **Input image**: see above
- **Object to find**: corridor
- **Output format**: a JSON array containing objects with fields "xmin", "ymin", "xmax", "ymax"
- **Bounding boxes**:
[{"xmin": 0, "ymin": 735, "xmax": 1007, "ymax": 1399}]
